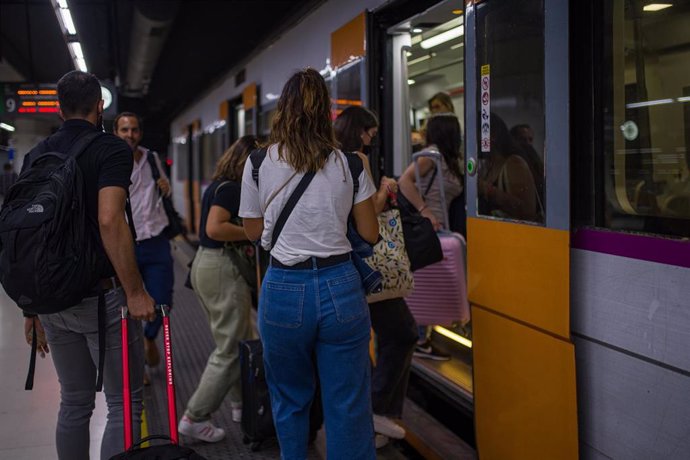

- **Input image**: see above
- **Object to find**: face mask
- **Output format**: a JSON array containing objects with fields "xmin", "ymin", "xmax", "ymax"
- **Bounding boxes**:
[
  {"xmin": 362, "ymin": 144, "xmax": 379, "ymax": 157},
  {"xmin": 412, "ymin": 143, "xmax": 424, "ymax": 153},
  {"xmin": 97, "ymin": 113, "xmax": 104, "ymax": 132}
]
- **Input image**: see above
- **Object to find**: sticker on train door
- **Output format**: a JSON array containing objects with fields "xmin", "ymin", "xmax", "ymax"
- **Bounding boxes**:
[{"xmin": 480, "ymin": 64, "xmax": 491, "ymax": 152}]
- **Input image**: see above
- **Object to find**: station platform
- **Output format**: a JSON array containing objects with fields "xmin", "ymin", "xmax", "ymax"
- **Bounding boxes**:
[{"xmin": 0, "ymin": 239, "xmax": 474, "ymax": 459}]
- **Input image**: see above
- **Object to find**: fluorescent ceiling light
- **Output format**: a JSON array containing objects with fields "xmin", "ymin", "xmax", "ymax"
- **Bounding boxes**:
[
  {"xmin": 677, "ymin": 96, "xmax": 690, "ymax": 102},
  {"xmin": 420, "ymin": 25, "xmax": 464, "ymax": 49},
  {"xmin": 451, "ymin": 42, "xmax": 463, "ymax": 50},
  {"xmin": 407, "ymin": 79, "xmax": 416, "ymax": 85},
  {"xmin": 408, "ymin": 54, "xmax": 431, "ymax": 66},
  {"xmin": 643, "ymin": 3, "xmax": 672, "ymax": 11},
  {"xmin": 0, "ymin": 122, "xmax": 15, "ymax": 132},
  {"xmin": 626, "ymin": 98, "xmax": 673, "ymax": 108},
  {"xmin": 412, "ymin": 28, "xmax": 423, "ymax": 33},
  {"xmin": 57, "ymin": 0, "xmax": 68, "ymax": 7},
  {"xmin": 76, "ymin": 57, "xmax": 88, "ymax": 72},
  {"xmin": 69, "ymin": 42, "xmax": 84, "ymax": 59},
  {"xmin": 60, "ymin": 8, "xmax": 76, "ymax": 35}
]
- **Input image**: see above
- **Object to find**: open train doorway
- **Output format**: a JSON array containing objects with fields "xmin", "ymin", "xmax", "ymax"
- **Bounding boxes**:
[{"xmin": 374, "ymin": 0, "xmax": 473, "ymax": 416}]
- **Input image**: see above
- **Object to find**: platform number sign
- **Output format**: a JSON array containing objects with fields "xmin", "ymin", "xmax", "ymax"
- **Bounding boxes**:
[{"xmin": 480, "ymin": 65, "xmax": 491, "ymax": 153}]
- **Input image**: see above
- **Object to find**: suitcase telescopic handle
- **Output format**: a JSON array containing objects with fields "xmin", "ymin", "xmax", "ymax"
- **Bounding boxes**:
[
  {"xmin": 412, "ymin": 150, "xmax": 450, "ymax": 231},
  {"xmin": 120, "ymin": 304, "xmax": 178, "ymax": 450}
]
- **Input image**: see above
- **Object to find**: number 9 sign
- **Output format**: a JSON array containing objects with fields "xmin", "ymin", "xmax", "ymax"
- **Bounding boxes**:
[{"xmin": 5, "ymin": 97, "xmax": 16, "ymax": 113}]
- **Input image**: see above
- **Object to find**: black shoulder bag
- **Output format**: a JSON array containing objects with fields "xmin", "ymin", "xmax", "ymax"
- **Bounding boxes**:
[{"xmin": 146, "ymin": 151, "xmax": 187, "ymax": 239}]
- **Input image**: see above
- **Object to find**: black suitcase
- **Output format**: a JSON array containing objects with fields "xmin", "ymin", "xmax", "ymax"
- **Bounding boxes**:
[
  {"xmin": 239, "ymin": 338, "xmax": 323, "ymax": 452},
  {"xmin": 110, "ymin": 305, "xmax": 206, "ymax": 460},
  {"xmin": 239, "ymin": 339, "xmax": 276, "ymax": 451}
]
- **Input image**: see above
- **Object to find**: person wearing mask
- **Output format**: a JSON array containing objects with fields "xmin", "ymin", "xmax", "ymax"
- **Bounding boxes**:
[
  {"xmin": 177, "ymin": 135, "xmax": 257, "ymax": 442},
  {"xmin": 113, "ymin": 112, "xmax": 175, "ymax": 378},
  {"xmin": 334, "ymin": 106, "xmax": 418, "ymax": 448},
  {"xmin": 21, "ymin": 70, "xmax": 155, "ymax": 460},
  {"xmin": 240, "ymin": 68, "xmax": 379, "ymax": 459},
  {"xmin": 398, "ymin": 113, "xmax": 464, "ymax": 360}
]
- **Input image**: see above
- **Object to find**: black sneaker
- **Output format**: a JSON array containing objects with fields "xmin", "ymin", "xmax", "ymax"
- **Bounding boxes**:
[{"xmin": 413, "ymin": 340, "xmax": 451, "ymax": 361}]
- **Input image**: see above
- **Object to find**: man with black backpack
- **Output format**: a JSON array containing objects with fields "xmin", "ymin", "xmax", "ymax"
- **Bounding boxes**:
[
  {"xmin": 113, "ymin": 111, "xmax": 175, "ymax": 375},
  {"xmin": 5, "ymin": 70, "xmax": 155, "ymax": 460}
]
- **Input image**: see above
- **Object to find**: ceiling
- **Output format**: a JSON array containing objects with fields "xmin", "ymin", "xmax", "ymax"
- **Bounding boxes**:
[{"xmin": 0, "ymin": 0, "xmax": 323, "ymax": 152}]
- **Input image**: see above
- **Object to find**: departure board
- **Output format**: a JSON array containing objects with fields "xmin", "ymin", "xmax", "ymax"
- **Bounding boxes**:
[{"xmin": 1, "ymin": 83, "xmax": 60, "ymax": 114}]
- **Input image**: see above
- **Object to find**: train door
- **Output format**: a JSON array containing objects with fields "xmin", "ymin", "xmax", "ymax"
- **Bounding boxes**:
[
  {"xmin": 464, "ymin": 0, "xmax": 578, "ymax": 458},
  {"xmin": 377, "ymin": 0, "xmax": 474, "ymax": 423}
]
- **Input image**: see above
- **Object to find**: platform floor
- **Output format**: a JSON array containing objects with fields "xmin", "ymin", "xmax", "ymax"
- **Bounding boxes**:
[{"xmin": 0, "ymin": 241, "xmax": 431, "ymax": 459}]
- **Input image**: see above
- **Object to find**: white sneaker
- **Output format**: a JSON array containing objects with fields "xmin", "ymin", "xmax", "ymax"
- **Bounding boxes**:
[
  {"xmin": 231, "ymin": 402, "xmax": 242, "ymax": 423},
  {"xmin": 178, "ymin": 415, "xmax": 225, "ymax": 442},
  {"xmin": 373, "ymin": 414, "xmax": 405, "ymax": 439},
  {"xmin": 375, "ymin": 434, "xmax": 389, "ymax": 449}
]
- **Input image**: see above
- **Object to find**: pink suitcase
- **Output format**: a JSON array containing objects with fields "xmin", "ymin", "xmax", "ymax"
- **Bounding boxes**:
[
  {"xmin": 406, "ymin": 232, "xmax": 470, "ymax": 326},
  {"xmin": 405, "ymin": 150, "xmax": 470, "ymax": 326}
]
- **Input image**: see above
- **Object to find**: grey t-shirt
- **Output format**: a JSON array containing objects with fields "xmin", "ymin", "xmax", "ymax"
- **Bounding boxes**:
[{"xmin": 239, "ymin": 144, "xmax": 376, "ymax": 266}]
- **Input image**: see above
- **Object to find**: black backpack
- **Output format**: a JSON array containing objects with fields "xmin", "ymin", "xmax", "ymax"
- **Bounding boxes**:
[{"xmin": 0, "ymin": 131, "xmax": 105, "ymax": 315}]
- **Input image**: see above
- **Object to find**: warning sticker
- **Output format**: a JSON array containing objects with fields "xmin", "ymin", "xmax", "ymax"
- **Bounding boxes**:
[{"xmin": 480, "ymin": 65, "xmax": 490, "ymax": 152}]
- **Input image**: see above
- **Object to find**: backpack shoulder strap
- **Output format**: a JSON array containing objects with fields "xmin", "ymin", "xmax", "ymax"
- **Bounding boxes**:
[
  {"xmin": 69, "ymin": 130, "xmax": 103, "ymax": 160},
  {"xmin": 249, "ymin": 147, "xmax": 268, "ymax": 187},
  {"xmin": 343, "ymin": 152, "xmax": 363, "ymax": 203},
  {"xmin": 214, "ymin": 180, "xmax": 230, "ymax": 197},
  {"xmin": 145, "ymin": 150, "xmax": 161, "ymax": 181}
]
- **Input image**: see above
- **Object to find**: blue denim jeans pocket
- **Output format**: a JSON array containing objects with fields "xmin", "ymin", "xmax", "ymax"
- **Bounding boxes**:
[
  {"xmin": 327, "ymin": 270, "xmax": 368, "ymax": 324},
  {"xmin": 263, "ymin": 280, "xmax": 305, "ymax": 328}
]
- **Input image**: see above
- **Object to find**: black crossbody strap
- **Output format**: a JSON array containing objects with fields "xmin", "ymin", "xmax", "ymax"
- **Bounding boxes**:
[
  {"xmin": 145, "ymin": 150, "xmax": 163, "ymax": 194},
  {"xmin": 423, "ymin": 167, "xmax": 438, "ymax": 198},
  {"xmin": 270, "ymin": 171, "xmax": 316, "ymax": 249}
]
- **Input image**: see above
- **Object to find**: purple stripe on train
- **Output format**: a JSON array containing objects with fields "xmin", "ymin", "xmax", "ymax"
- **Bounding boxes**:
[{"xmin": 571, "ymin": 228, "xmax": 690, "ymax": 269}]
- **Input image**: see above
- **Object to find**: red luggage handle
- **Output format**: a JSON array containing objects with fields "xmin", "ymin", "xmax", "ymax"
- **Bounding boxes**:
[{"xmin": 121, "ymin": 304, "xmax": 178, "ymax": 450}]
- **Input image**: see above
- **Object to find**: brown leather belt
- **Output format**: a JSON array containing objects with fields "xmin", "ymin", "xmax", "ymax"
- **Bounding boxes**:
[{"xmin": 100, "ymin": 276, "xmax": 121, "ymax": 291}]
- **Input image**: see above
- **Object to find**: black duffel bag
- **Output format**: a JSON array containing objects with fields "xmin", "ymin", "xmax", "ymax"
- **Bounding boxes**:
[
  {"xmin": 109, "ymin": 435, "xmax": 206, "ymax": 460},
  {"xmin": 396, "ymin": 191, "xmax": 443, "ymax": 271}
]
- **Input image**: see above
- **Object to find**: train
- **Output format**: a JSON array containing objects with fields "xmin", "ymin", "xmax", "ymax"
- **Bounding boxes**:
[{"xmin": 167, "ymin": 0, "xmax": 690, "ymax": 458}]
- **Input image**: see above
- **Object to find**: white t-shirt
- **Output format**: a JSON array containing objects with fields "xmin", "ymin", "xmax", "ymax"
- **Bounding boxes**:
[{"xmin": 239, "ymin": 144, "xmax": 376, "ymax": 265}]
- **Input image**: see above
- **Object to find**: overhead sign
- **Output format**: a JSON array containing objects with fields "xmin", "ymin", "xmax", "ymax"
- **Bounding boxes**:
[
  {"xmin": 1, "ymin": 83, "xmax": 60, "ymax": 114},
  {"xmin": 1, "ymin": 81, "xmax": 117, "ymax": 117}
]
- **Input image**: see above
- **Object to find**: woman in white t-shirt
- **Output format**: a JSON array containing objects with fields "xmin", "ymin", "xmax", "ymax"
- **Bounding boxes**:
[{"xmin": 239, "ymin": 68, "xmax": 379, "ymax": 459}]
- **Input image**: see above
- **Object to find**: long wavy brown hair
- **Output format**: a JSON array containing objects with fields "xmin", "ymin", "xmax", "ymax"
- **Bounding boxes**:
[
  {"xmin": 268, "ymin": 68, "xmax": 338, "ymax": 173},
  {"xmin": 213, "ymin": 135, "xmax": 258, "ymax": 181}
]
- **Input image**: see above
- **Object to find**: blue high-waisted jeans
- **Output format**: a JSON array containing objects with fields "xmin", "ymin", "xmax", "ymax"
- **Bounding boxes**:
[{"xmin": 259, "ymin": 258, "xmax": 376, "ymax": 460}]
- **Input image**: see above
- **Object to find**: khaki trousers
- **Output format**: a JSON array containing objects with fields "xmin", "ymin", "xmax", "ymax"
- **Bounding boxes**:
[{"xmin": 185, "ymin": 246, "xmax": 253, "ymax": 421}]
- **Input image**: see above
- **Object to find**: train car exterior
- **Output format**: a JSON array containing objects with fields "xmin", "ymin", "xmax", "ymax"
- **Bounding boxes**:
[{"xmin": 170, "ymin": 0, "xmax": 690, "ymax": 458}]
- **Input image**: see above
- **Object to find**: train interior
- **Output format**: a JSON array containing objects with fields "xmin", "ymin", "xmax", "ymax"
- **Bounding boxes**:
[{"xmin": 386, "ymin": 1, "xmax": 474, "ymax": 413}]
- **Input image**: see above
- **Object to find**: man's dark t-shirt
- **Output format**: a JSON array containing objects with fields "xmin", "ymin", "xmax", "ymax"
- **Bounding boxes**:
[
  {"xmin": 199, "ymin": 180, "xmax": 241, "ymax": 249},
  {"xmin": 21, "ymin": 119, "xmax": 133, "ymax": 279}
]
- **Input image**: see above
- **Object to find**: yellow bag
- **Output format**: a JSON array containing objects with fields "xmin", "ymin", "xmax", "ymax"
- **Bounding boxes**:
[{"xmin": 365, "ymin": 209, "xmax": 414, "ymax": 303}]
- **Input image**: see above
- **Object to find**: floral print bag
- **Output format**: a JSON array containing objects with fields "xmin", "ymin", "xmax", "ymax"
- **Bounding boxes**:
[{"xmin": 364, "ymin": 208, "xmax": 414, "ymax": 303}]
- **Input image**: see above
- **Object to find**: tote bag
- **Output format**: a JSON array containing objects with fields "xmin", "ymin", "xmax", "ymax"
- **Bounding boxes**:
[{"xmin": 364, "ymin": 208, "xmax": 415, "ymax": 303}]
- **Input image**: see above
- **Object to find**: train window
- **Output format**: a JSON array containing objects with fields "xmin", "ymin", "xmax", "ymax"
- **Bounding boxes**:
[
  {"xmin": 332, "ymin": 59, "xmax": 363, "ymax": 117},
  {"xmin": 598, "ymin": 0, "xmax": 690, "ymax": 237},
  {"xmin": 475, "ymin": 0, "xmax": 545, "ymax": 224}
]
